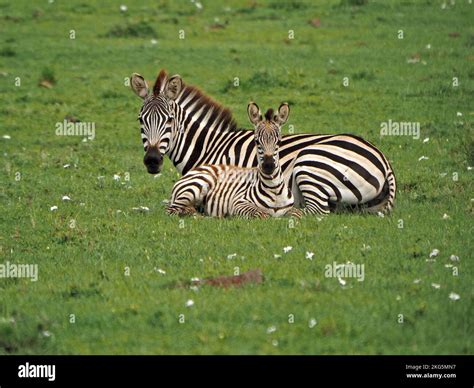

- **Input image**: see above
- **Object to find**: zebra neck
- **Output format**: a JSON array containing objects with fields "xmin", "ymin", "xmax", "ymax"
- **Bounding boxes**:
[
  {"xmin": 167, "ymin": 87, "xmax": 240, "ymax": 174},
  {"xmin": 258, "ymin": 167, "xmax": 284, "ymax": 193}
]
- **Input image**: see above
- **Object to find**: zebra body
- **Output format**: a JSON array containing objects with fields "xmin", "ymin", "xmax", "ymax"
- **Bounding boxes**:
[
  {"xmin": 167, "ymin": 103, "xmax": 301, "ymax": 219},
  {"xmin": 130, "ymin": 70, "xmax": 396, "ymax": 215}
]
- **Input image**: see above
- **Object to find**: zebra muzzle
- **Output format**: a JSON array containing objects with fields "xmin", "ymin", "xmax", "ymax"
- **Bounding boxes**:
[
  {"xmin": 262, "ymin": 156, "xmax": 275, "ymax": 175},
  {"xmin": 143, "ymin": 146, "xmax": 163, "ymax": 174}
]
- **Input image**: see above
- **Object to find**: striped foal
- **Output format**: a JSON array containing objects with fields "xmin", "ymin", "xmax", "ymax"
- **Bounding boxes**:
[
  {"xmin": 130, "ymin": 70, "xmax": 396, "ymax": 215},
  {"xmin": 166, "ymin": 103, "xmax": 302, "ymax": 218}
]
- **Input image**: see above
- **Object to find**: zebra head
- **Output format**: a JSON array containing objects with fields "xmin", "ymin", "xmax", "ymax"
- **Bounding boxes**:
[
  {"xmin": 130, "ymin": 70, "xmax": 183, "ymax": 174},
  {"xmin": 247, "ymin": 102, "xmax": 289, "ymax": 176}
]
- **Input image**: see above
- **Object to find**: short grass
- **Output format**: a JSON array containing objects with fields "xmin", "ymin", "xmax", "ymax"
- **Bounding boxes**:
[{"xmin": 0, "ymin": 0, "xmax": 472, "ymax": 354}]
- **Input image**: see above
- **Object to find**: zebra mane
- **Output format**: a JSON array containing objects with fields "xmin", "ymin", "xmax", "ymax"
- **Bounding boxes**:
[
  {"xmin": 153, "ymin": 69, "xmax": 168, "ymax": 96},
  {"xmin": 177, "ymin": 83, "xmax": 239, "ymax": 132},
  {"xmin": 264, "ymin": 109, "xmax": 274, "ymax": 121}
]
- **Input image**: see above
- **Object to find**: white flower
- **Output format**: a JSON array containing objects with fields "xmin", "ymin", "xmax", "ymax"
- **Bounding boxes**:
[
  {"xmin": 305, "ymin": 251, "xmax": 314, "ymax": 260},
  {"xmin": 456, "ymin": 112, "xmax": 462, "ymax": 117},
  {"xmin": 161, "ymin": 199, "xmax": 169, "ymax": 204},
  {"xmin": 377, "ymin": 211, "xmax": 385, "ymax": 218},
  {"xmin": 132, "ymin": 206, "xmax": 150, "ymax": 212},
  {"xmin": 63, "ymin": 163, "xmax": 70, "ymax": 168},
  {"xmin": 308, "ymin": 318, "xmax": 317, "ymax": 328},
  {"xmin": 423, "ymin": 137, "xmax": 430, "ymax": 143},
  {"xmin": 338, "ymin": 277, "xmax": 346, "ymax": 286},
  {"xmin": 426, "ymin": 44, "xmax": 431, "ymax": 49},
  {"xmin": 195, "ymin": 1, "xmax": 203, "ymax": 9},
  {"xmin": 227, "ymin": 253, "xmax": 237, "ymax": 259},
  {"xmin": 274, "ymin": 254, "xmax": 282, "ymax": 259},
  {"xmin": 283, "ymin": 246, "xmax": 292, "ymax": 253},
  {"xmin": 154, "ymin": 173, "xmax": 162, "ymax": 179},
  {"xmin": 429, "ymin": 249, "xmax": 440, "ymax": 258},
  {"xmin": 97, "ymin": 176, "xmax": 105, "ymax": 180},
  {"xmin": 266, "ymin": 326, "xmax": 276, "ymax": 334},
  {"xmin": 150, "ymin": 39, "xmax": 158, "ymax": 45},
  {"xmin": 50, "ymin": 206, "xmax": 58, "ymax": 211},
  {"xmin": 190, "ymin": 277, "xmax": 200, "ymax": 282},
  {"xmin": 2, "ymin": 135, "xmax": 11, "ymax": 139},
  {"xmin": 272, "ymin": 339, "xmax": 279, "ymax": 347},
  {"xmin": 119, "ymin": 5, "xmax": 127, "ymax": 12},
  {"xmin": 396, "ymin": 295, "xmax": 401, "ymax": 301},
  {"xmin": 449, "ymin": 255, "xmax": 459, "ymax": 262},
  {"xmin": 442, "ymin": 213, "xmax": 450, "ymax": 219},
  {"xmin": 62, "ymin": 195, "xmax": 71, "ymax": 201},
  {"xmin": 413, "ymin": 279, "xmax": 421, "ymax": 284},
  {"xmin": 444, "ymin": 264, "xmax": 453, "ymax": 268},
  {"xmin": 155, "ymin": 268, "xmax": 166, "ymax": 275},
  {"xmin": 467, "ymin": 166, "xmax": 473, "ymax": 171},
  {"xmin": 185, "ymin": 299, "xmax": 194, "ymax": 307},
  {"xmin": 431, "ymin": 283, "xmax": 440, "ymax": 289},
  {"xmin": 42, "ymin": 330, "xmax": 52, "ymax": 337},
  {"xmin": 407, "ymin": 57, "xmax": 420, "ymax": 64},
  {"xmin": 449, "ymin": 292, "xmax": 460, "ymax": 301},
  {"xmin": 113, "ymin": 174, "xmax": 121, "ymax": 181},
  {"xmin": 418, "ymin": 156, "xmax": 429, "ymax": 161}
]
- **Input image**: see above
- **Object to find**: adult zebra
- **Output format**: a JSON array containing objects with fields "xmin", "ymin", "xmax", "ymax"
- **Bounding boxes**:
[{"xmin": 130, "ymin": 70, "xmax": 396, "ymax": 214}]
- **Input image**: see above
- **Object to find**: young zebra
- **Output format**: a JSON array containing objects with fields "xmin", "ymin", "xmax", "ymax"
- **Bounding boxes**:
[
  {"xmin": 166, "ymin": 103, "xmax": 302, "ymax": 219},
  {"xmin": 130, "ymin": 70, "xmax": 396, "ymax": 215}
]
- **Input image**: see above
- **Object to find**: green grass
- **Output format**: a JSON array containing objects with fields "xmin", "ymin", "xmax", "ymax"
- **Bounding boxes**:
[{"xmin": 0, "ymin": 0, "xmax": 473, "ymax": 354}]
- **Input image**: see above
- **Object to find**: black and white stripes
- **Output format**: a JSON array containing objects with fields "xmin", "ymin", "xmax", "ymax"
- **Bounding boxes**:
[
  {"xmin": 166, "ymin": 103, "xmax": 302, "ymax": 218},
  {"xmin": 130, "ymin": 69, "xmax": 396, "ymax": 215}
]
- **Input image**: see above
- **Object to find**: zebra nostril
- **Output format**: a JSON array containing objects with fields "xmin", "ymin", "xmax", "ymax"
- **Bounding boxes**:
[
  {"xmin": 143, "ymin": 147, "xmax": 163, "ymax": 174},
  {"xmin": 262, "ymin": 161, "xmax": 275, "ymax": 174}
]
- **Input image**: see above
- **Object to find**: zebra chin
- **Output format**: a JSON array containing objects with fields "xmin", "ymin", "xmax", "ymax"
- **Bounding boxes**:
[{"xmin": 146, "ymin": 164, "xmax": 162, "ymax": 174}]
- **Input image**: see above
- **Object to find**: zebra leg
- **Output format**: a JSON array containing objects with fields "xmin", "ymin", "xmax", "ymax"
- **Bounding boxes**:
[
  {"xmin": 294, "ymin": 171, "xmax": 331, "ymax": 215},
  {"xmin": 166, "ymin": 172, "xmax": 212, "ymax": 216},
  {"xmin": 166, "ymin": 205, "xmax": 197, "ymax": 216},
  {"xmin": 285, "ymin": 207, "xmax": 303, "ymax": 219},
  {"xmin": 232, "ymin": 201, "xmax": 270, "ymax": 219}
]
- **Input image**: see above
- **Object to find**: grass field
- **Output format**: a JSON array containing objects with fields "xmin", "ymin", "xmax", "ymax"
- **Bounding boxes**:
[{"xmin": 0, "ymin": 0, "xmax": 473, "ymax": 354}]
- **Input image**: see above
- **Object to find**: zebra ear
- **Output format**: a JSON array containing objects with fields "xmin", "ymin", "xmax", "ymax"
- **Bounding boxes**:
[
  {"xmin": 130, "ymin": 73, "xmax": 149, "ymax": 99},
  {"xmin": 165, "ymin": 75, "xmax": 183, "ymax": 100},
  {"xmin": 247, "ymin": 102, "xmax": 262, "ymax": 125},
  {"xmin": 274, "ymin": 103, "xmax": 290, "ymax": 126}
]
